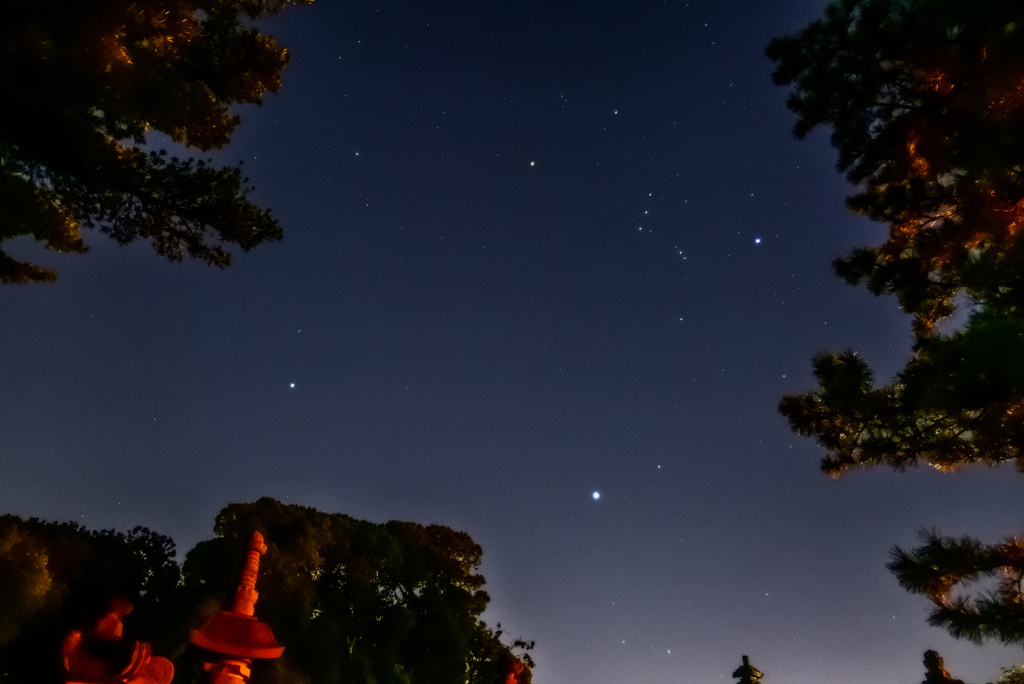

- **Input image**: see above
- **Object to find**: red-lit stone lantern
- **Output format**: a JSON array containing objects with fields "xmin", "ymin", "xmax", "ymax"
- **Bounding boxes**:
[{"xmin": 190, "ymin": 531, "xmax": 283, "ymax": 684}]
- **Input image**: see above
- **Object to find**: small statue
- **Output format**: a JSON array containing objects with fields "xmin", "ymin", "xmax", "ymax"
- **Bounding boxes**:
[
  {"xmin": 732, "ymin": 655, "xmax": 764, "ymax": 684},
  {"xmin": 922, "ymin": 650, "xmax": 965, "ymax": 684},
  {"xmin": 62, "ymin": 597, "xmax": 174, "ymax": 684}
]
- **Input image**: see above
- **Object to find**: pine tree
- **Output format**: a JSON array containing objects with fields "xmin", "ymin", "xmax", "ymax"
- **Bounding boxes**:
[
  {"xmin": 890, "ymin": 531, "xmax": 1024, "ymax": 647},
  {"xmin": 769, "ymin": 0, "xmax": 1024, "ymax": 645},
  {"xmin": 0, "ymin": 0, "xmax": 311, "ymax": 283}
]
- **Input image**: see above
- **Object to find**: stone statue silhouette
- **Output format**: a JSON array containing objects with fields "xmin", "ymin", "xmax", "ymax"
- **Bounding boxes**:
[
  {"xmin": 732, "ymin": 655, "xmax": 764, "ymax": 684},
  {"xmin": 922, "ymin": 650, "xmax": 965, "ymax": 684}
]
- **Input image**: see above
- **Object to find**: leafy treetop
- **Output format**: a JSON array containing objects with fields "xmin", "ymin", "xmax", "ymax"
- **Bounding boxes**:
[
  {"xmin": 768, "ymin": 0, "xmax": 1024, "ymax": 338},
  {"xmin": 770, "ymin": 0, "xmax": 1024, "ymax": 477},
  {"xmin": 0, "ymin": 0, "xmax": 310, "ymax": 283},
  {"xmin": 194, "ymin": 497, "xmax": 533, "ymax": 684}
]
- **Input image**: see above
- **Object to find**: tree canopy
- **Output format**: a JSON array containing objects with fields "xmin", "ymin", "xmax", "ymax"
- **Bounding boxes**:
[
  {"xmin": 0, "ymin": 0, "xmax": 310, "ymax": 283},
  {"xmin": 769, "ymin": 0, "xmax": 1024, "ymax": 648},
  {"xmin": 0, "ymin": 499, "xmax": 533, "ymax": 684},
  {"xmin": 770, "ymin": 0, "xmax": 1024, "ymax": 476}
]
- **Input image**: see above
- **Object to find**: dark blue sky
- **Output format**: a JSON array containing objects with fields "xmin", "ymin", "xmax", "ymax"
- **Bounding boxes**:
[{"xmin": 2, "ymin": 1, "xmax": 1022, "ymax": 682}]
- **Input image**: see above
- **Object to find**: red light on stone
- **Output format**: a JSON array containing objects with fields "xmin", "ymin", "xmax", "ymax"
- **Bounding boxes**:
[
  {"xmin": 191, "ymin": 612, "xmax": 283, "ymax": 660},
  {"xmin": 190, "ymin": 532, "xmax": 283, "ymax": 683}
]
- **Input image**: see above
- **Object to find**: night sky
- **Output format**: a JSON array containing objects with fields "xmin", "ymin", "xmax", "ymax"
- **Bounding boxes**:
[{"xmin": 2, "ymin": 1, "xmax": 1023, "ymax": 683}]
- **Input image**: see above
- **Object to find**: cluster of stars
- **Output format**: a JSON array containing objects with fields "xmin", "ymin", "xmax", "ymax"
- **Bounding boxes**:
[{"xmin": 635, "ymin": 192, "xmax": 655, "ymax": 233}]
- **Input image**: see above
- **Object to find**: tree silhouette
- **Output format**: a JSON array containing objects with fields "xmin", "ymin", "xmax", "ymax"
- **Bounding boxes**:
[
  {"xmin": 0, "ymin": 500, "xmax": 533, "ymax": 684},
  {"xmin": 770, "ymin": 0, "xmax": 1024, "ymax": 646},
  {"xmin": 184, "ymin": 498, "xmax": 534, "ymax": 684},
  {"xmin": 890, "ymin": 530, "xmax": 1024, "ymax": 647},
  {"xmin": 0, "ymin": 0, "xmax": 311, "ymax": 283}
]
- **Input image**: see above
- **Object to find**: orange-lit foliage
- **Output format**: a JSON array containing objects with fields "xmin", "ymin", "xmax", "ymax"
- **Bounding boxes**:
[
  {"xmin": 772, "ymin": 0, "xmax": 1024, "ymax": 653},
  {"xmin": 0, "ymin": 0, "xmax": 311, "ymax": 283},
  {"xmin": 0, "ymin": 524, "xmax": 52, "ymax": 645},
  {"xmin": 921, "ymin": 68, "xmax": 955, "ymax": 96},
  {"xmin": 772, "ymin": 0, "xmax": 1024, "ymax": 470}
]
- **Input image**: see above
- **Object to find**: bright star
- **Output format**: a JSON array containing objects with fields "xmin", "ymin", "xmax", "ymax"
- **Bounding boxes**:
[
  {"xmin": 592, "ymin": 491, "xmax": 601, "ymax": 500},
  {"xmin": 754, "ymin": 237, "xmax": 762, "ymax": 244},
  {"xmin": 289, "ymin": 383, "xmax": 296, "ymax": 389}
]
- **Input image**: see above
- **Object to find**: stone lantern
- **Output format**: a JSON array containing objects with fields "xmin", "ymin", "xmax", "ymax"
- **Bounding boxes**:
[{"xmin": 190, "ymin": 532, "xmax": 283, "ymax": 684}]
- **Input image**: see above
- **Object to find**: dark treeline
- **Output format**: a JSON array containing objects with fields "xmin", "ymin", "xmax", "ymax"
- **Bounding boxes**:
[{"xmin": 0, "ymin": 498, "xmax": 533, "ymax": 684}]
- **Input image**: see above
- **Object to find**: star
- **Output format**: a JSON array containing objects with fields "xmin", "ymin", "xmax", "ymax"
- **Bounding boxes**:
[
  {"xmin": 592, "ymin": 491, "xmax": 601, "ymax": 500},
  {"xmin": 289, "ymin": 382, "xmax": 296, "ymax": 389}
]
